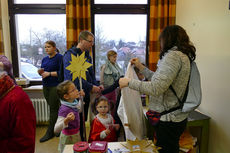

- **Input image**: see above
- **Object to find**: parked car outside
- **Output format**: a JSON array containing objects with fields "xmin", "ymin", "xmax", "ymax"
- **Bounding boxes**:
[
  {"xmin": 20, "ymin": 57, "xmax": 33, "ymax": 64},
  {"xmin": 21, "ymin": 62, "xmax": 42, "ymax": 81}
]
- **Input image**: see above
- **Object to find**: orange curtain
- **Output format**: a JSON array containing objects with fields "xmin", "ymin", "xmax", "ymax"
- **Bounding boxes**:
[
  {"xmin": 66, "ymin": 0, "xmax": 91, "ymax": 49},
  {"xmin": 148, "ymin": 0, "xmax": 176, "ymax": 71},
  {"xmin": 0, "ymin": 2, "xmax": 4, "ymax": 55}
]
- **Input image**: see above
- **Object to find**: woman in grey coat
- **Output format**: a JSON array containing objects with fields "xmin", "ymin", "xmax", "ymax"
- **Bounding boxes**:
[{"xmin": 119, "ymin": 25, "xmax": 196, "ymax": 153}]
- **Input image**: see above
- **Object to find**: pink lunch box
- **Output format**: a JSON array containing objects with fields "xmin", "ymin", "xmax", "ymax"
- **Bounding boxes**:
[{"xmin": 88, "ymin": 141, "xmax": 108, "ymax": 153}]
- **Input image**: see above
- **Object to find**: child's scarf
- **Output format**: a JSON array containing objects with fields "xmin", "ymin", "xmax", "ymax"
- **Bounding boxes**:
[{"xmin": 60, "ymin": 99, "xmax": 79, "ymax": 111}]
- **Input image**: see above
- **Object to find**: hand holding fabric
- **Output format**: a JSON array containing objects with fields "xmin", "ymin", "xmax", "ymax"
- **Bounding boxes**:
[
  {"xmin": 130, "ymin": 58, "xmax": 145, "ymax": 71},
  {"xmin": 119, "ymin": 77, "xmax": 130, "ymax": 88}
]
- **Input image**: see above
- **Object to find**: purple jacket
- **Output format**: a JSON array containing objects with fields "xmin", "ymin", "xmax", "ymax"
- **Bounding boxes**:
[{"xmin": 58, "ymin": 105, "xmax": 80, "ymax": 130}]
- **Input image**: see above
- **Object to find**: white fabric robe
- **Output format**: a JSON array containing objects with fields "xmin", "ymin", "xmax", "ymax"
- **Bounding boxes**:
[{"xmin": 118, "ymin": 63, "xmax": 146, "ymax": 140}]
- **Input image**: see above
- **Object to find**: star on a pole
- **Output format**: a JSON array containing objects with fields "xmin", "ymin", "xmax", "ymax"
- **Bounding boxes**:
[{"xmin": 65, "ymin": 52, "xmax": 92, "ymax": 81}]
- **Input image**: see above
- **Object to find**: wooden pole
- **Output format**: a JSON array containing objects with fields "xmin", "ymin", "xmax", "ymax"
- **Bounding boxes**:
[{"xmin": 79, "ymin": 76, "xmax": 86, "ymax": 141}]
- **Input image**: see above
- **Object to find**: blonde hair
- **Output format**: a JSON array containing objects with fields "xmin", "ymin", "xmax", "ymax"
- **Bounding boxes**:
[{"xmin": 107, "ymin": 50, "xmax": 117, "ymax": 59}]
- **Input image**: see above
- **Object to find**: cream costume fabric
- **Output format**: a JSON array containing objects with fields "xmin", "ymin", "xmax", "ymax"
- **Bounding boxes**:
[{"xmin": 118, "ymin": 63, "xmax": 146, "ymax": 140}]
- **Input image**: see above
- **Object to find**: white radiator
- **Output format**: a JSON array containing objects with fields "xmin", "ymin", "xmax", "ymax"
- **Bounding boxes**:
[{"xmin": 31, "ymin": 98, "xmax": 50, "ymax": 123}]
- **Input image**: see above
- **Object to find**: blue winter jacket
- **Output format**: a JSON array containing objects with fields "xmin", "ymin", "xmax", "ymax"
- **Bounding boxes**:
[{"xmin": 63, "ymin": 47, "xmax": 98, "ymax": 97}]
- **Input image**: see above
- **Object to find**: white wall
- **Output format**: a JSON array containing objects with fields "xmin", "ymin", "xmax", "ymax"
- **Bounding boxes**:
[
  {"xmin": 2, "ymin": 0, "xmax": 230, "ymax": 152},
  {"xmin": 176, "ymin": 0, "xmax": 230, "ymax": 153}
]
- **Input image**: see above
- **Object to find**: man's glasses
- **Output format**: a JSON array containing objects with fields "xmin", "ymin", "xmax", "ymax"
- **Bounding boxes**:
[
  {"xmin": 81, "ymin": 36, "xmax": 94, "ymax": 44},
  {"xmin": 84, "ymin": 39, "xmax": 94, "ymax": 44}
]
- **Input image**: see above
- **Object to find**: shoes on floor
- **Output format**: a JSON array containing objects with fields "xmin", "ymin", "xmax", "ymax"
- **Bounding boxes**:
[
  {"xmin": 55, "ymin": 132, "xmax": 60, "ymax": 137},
  {"xmin": 39, "ymin": 133, "xmax": 54, "ymax": 143}
]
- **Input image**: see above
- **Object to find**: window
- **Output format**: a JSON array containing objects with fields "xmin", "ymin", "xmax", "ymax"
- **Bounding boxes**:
[
  {"xmin": 8, "ymin": 1, "xmax": 66, "ymax": 85},
  {"xmin": 94, "ymin": 0, "xmax": 147, "ymax": 4},
  {"xmin": 9, "ymin": 1, "xmax": 149, "ymax": 84},
  {"xmin": 92, "ymin": 1, "xmax": 149, "ymax": 80},
  {"xmin": 14, "ymin": 0, "xmax": 65, "ymax": 4}
]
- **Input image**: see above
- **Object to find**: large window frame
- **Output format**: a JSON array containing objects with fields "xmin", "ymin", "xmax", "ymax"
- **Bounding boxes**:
[
  {"xmin": 90, "ymin": 0, "xmax": 150, "ymax": 71},
  {"xmin": 8, "ymin": 0, "xmax": 150, "ymax": 85},
  {"xmin": 8, "ymin": 0, "xmax": 65, "ymax": 85}
]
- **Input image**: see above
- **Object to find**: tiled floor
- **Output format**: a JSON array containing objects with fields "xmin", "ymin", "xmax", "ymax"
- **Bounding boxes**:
[
  {"xmin": 35, "ymin": 122, "xmax": 125, "ymax": 153},
  {"xmin": 35, "ymin": 126, "xmax": 59, "ymax": 153}
]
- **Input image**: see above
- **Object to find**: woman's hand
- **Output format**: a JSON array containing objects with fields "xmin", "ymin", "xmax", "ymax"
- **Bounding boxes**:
[
  {"xmin": 37, "ymin": 68, "xmax": 44, "ymax": 76},
  {"xmin": 119, "ymin": 77, "xmax": 131, "ymax": 88},
  {"xmin": 130, "ymin": 58, "xmax": 145, "ymax": 71},
  {"xmin": 130, "ymin": 58, "xmax": 141, "ymax": 66},
  {"xmin": 41, "ymin": 71, "xmax": 50, "ymax": 79}
]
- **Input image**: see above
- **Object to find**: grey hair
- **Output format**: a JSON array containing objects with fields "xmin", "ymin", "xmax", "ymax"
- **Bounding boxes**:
[{"xmin": 0, "ymin": 71, "xmax": 7, "ymax": 78}]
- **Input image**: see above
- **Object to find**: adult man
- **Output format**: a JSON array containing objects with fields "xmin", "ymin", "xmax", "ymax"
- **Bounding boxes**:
[{"xmin": 63, "ymin": 31, "xmax": 101, "ymax": 140}]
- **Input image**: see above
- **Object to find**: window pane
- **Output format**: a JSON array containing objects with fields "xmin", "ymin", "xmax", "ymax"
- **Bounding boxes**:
[
  {"xmin": 95, "ymin": 0, "xmax": 147, "ymax": 4},
  {"xmin": 15, "ymin": 14, "xmax": 66, "ymax": 81},
  {"xmin": 95, "ymin": 14, "xmax": 147, "ymax": 80},
  {"xmin": 14, "ymin": 0, "xmax": 65, "ymax": 4}
]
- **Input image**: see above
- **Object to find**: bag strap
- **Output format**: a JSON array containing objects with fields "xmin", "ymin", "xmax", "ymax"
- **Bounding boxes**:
[
  {"xmin": 160, "ymin": 62, "xmax": 191, "ymax": 116},
  {"xmin": 160, "ymin": 82, "xmax": 189, "ymax": 115}
]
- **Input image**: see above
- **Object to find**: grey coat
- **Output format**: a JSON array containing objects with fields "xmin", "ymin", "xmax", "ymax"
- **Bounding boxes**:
[{"xmin": 128, "ymin": 48, "xmax": 190, "ymax": 122}]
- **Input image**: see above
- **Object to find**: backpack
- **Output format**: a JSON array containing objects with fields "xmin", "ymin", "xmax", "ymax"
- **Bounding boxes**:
[
  {"xmin": 160, "ymin": 61, "xmax": 202, "ymax": 115},
  {"xmin": 181, "ymin": 62, "xmax": 202, "ymax": 112}
]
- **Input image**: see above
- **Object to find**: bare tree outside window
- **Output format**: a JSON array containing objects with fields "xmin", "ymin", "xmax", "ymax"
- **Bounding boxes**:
[
  {"xmin": 94, "ymin": 14, "xmax": 147, "ymax": 80},
  {"xmin": 15, "ymin": 14, "xmax": 66, "ymax": 81}
]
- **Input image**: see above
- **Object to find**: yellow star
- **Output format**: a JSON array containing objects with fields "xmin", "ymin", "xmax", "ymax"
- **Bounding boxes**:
[{"xmin": 65, "ymin": 52, "xmax": 92, "ymax": 81}]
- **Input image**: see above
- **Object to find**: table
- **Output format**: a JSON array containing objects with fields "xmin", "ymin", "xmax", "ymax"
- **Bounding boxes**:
[
  {"xmin": 63, "ymin": 110, "xmax": 210, "ymax": 153},
  {"xmin": 187, "ymin": 110, "xmax": 210, "ymax": 153},
  {"xmin": 63, "ymin": 141, "xmax": 158, "ymax": 153}
]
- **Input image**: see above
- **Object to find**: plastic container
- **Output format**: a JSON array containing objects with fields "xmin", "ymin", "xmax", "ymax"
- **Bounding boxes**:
[
  {"xmin": 73, "ymin": 141, "xmax": 89, "ymax": 153},
  {"xmin": 88, "ymin": 141, "xmax": 108, "ymax": 153}
]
